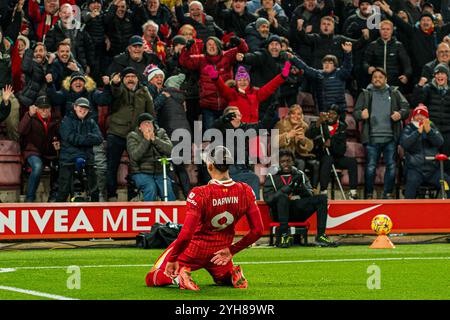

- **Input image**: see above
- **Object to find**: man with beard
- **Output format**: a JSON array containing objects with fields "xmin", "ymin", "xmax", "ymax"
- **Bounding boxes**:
[
  {"xmin": 108, "ymin": 35, "xmax": 164, "ymax": 84},
  {"xmin": 420, "ymin": 42, "xmax": 450, "ymax": 85},
  {"xmin": 245, "ymin": 17, "xmax": 272, "ymax": 51},
  {"xmin": 28, "ymin": 0, "xmax": 60, "ymax": 42},
  {"xmin": 106, "ymin": 67, "xmax": 155, "ymax": 202},
  {"xmin": 413, "ymin": 63, "xmax": 450, "ymax": 175},
  {"xmin": 378, "ymin": 0, "xmax": 450, "ymax": 84},
  {"xmin": 47, "ymin": 39, "xmax": 83, "ymax": 91},
  {"xmin": 18, "ymin": 43, "xmax": 51, "ymax": 112},
  {"xmin": 354, "ymin": 67, "xmax": 409, "ymax": 199},
  {"xmin": 44, "ymin": 3, "xmax": 94, "ymax": 74}
]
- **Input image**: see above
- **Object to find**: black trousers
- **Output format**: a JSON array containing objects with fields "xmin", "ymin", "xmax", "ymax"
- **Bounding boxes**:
[
  {"xmin": 269, "ymin": 194, "xmax": 328, "ymax": 236},
  {"xmin": 319, "ymin": 155, "xmax": 358, "ymax": 191},
  {"xmin": 57, "ymin": 163, "xmax": 99, "ymax": 202}
]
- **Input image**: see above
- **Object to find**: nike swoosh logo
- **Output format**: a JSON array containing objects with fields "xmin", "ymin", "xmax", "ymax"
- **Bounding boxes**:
[{"xmin": 326, "ymin": 204, "xmax": 383, "ymax": 228}]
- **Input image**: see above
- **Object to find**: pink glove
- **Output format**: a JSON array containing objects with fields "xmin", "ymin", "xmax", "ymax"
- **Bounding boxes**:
[
  {"xmin": 204, "ymin": 65, "xmax": 219, "ymax": 80},
  {"xmin": 282, "ymin": 61, "xmax": 292, "ymax": 78}
]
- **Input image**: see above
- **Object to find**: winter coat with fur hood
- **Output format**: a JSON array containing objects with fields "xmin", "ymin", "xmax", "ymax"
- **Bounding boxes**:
[{"xmin": 47, "ymin": 75, "xmax": 112, "ymax": 121}]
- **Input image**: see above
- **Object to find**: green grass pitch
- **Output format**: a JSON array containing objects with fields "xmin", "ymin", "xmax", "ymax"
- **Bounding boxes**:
[{"xmin": 0, "ymin": 244, "xmax": 449, "ymax": 300}]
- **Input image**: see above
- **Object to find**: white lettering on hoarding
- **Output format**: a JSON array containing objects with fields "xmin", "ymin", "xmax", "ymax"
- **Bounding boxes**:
[
  {"xmin": 155, "ymin": 208, "xmax": 174, "ymax": 224},
  {"xmin": 0, "ymin": 210, "xmax": 15, "ymax": 233},
  {"xmin": 132, "ymin": 208, "xmax": 151, "ymax": 231},
  {"xmin": 54, "ymin": 210, "xmax": 69, "ymax": 232},
  {"xmin": 30, "ymin": 210, "xmax": 53, "ymax": 233},
  {"xmin": 21, "ymin": 210, "xmax": 29, "ymax": 233},
  {"xmin": 70, "ymin": 209, "xmax": 93, "ymax": 232},
  {"xmin": 103, "ymin": 209, "xmax": 127, "ymax": 232}
]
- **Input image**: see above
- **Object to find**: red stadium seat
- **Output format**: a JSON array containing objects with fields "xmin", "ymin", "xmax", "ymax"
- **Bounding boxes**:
[{"xmin": 0, "ymin": 140, "xmax": 22, "ymax": 188}]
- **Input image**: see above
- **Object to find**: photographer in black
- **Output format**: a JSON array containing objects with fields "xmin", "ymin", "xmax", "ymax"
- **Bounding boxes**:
[
  {"xmin": 308, "ymin": 105, "xmax": 359, "ymax": 199},
  {"xmin": 263, "ymin": 149, "xmax": 337, "ymax": 248}
]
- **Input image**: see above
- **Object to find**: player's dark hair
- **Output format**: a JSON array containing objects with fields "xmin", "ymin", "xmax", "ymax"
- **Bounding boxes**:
[
  {"xmin": 210, "ymin": 146, "xmax": 232, "ymax": 172},
  {"xmin": 279, "ymin": 149, "xmax": 295, "ymax": 161}
]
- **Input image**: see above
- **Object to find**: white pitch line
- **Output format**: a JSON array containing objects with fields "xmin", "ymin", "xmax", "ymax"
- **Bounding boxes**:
[
  {"xmin": 1, "ymin": 256, "xmax": 449, "ymax": 271},
  {"xmin": 0, "ymin": 286, "xmax": 78, "ymax": 300}
]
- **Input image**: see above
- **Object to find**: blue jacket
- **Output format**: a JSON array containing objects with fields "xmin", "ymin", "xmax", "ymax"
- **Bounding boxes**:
[
  {"xmin": 291, "ymin": 52, "xmax": 352, "ymax": 112},
  {"xmin": 400, "ymin": 122, "xmax": 444, "ymax": 174},
  {"xmin": 59, "ymin": 109, "xmax": 103, "ymax": 165}
]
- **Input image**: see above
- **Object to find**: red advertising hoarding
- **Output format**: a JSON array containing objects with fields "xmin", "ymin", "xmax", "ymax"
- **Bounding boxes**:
[{"xmin": 0, "ymin": 200, "xmax": 449, "ymax": 240}]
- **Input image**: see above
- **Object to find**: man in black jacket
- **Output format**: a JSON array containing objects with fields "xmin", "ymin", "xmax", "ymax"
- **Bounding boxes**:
[
  {"xmin": 216, "ymin": 0, "xmax": 257, "ymax": 38},
  {"xmin": 420, "ymin": 42, "xmax": 450, "ymax": 85},
  {"xmin": 378, "ymin": 1, "xmax": 450, "ymax": 84},
  {"xmin": 263, "ymin": 149, "xmax": 337, "ymax": 248},
  {"xmin": 307, "ymin": 105, "xmax": 359, "ymax": 199},
  {"xmin": 44, "ymin": 3, "xmax": 95, "ymax": 74},
  {"xmin": 108, "ymin": 35, "xmax": 164, "ymax": 84},
  {"xmin": 363, "ymin": 19, "xmax": 412, "ymax": 91}
]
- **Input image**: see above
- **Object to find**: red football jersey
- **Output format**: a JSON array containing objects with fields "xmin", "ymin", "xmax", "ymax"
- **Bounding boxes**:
[{"xmin": 168, "ymin": 179, "xmax": 264, "ymax": 262}]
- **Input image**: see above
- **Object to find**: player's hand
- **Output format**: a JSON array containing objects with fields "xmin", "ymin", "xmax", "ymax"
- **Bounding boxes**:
[
  {"xmin": 210, "ymin": 248, "xmax": 232, "ymax": 266},
  {"xmin": 165, "ymin": 261, "xmax": 180, "ymax": 278}
]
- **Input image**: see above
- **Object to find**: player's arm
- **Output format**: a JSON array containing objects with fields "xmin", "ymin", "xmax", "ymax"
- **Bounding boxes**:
[
  {"xmin": 229, "ymin": 199, "xmax": 264, "ymax": 255},
  {"xmin": 212, "ymin": 190, "xmax": 264, "ymax": 265},
  {"xmin": 167, "ymin": 206, "xmax": 201, "ymax": 264}
]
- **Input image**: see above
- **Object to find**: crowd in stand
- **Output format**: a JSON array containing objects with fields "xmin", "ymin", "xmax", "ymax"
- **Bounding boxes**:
[{"xmin": 2, "ymin": 0, "xmax": 450, "ymax": 203}]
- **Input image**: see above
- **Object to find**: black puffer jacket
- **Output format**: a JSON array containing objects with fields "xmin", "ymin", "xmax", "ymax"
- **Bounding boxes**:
[
  {"xmin": 108, "ymin": 51, "xmax": 164, "ymax": 83},
  {"xmin": 295, "ymin": 30, "xmax": 364, "ymax": 69},
  {"xmin": 308, "ymin": 120, "xmax": 348, "ymax": 158},
  {"xmin": 81, "ymin": 9, "xmax": 106, "ymax": 52},
  {"xmin": 17, "ymin": 49, "xmax": 50, "ymax": 108},
  {"xmin": 412, "ymin": 81, "xmax": 450, "ymax": 133},
  {"xmin": 218, "ymin": 7, "xmax": 257, "ymax": 38},
  {"xmin": 363, "ymin": 37, "xmax": 412, "ymax": 86},
  {"xmin": 388, "ymin": 13, "xmax": 450, "ymax": 80},
  {"xmin": 175, "ymin": 5, "xmax": 224, "ymax": 42},
  {"xmin": 104, "ymin": 4, "xmax": 136, "ymax": 57},
  {"xmin": 290, "ymin": 52, "xmax": 352, "ymax": 112},
  {"xmin": 44, "ymin": 21, "xmax": 95, "ymax": 70}
]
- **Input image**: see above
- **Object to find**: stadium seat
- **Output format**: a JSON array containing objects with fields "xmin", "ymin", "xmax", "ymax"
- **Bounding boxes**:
[
  {"xmin": 345, "ymin": 92, "xmax": 355, "ymax": 113},
  {"xmin": 297, "ymin": 92, "xmax": 317, "ymax": 115},
  {"xmin": 278, "ymin": 106, "xmax": 289, "ymax": 119},
  {"xmin": 117, "ymin": 152, "xmax": 130, "ymax": 187},
  {"xmin": 269, "ymin": 222, "xmax": 310, "ymax": 246},
  {"xmin": 0, "ymin": 140, "xmax": 22, "ymax": 188}
]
